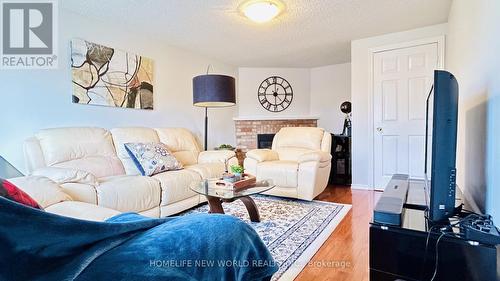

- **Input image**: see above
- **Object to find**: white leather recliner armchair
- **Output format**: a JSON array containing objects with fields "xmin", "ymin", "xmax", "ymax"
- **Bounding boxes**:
[{"xmin": 244, "ymin": 127, "xmax": 332, "ymax": 201}]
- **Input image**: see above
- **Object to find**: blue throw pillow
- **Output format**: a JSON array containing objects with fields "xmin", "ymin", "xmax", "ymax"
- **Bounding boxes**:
[{"xmin": 124, "ymin": 143, "xmax": 183, "ymax": 176}]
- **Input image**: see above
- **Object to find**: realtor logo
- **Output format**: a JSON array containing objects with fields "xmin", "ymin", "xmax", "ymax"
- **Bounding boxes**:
[{"xmin": 1, "ymin": 0, "xmax": 58, "ymax": 69}]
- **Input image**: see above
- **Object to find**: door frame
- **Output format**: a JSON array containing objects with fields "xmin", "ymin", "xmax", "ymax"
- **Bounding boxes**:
[{"xmin": 367, "ymin": 36, "xmax": 445, "ymax": 190}]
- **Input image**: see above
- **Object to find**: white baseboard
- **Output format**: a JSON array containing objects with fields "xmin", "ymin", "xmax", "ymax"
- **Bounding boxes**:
[{"xmin": 350, "ymin": 184, "xmax": 372, "ymax": 190}]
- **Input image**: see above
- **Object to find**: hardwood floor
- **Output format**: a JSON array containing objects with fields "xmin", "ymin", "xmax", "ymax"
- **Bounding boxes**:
[{"xmin": 295, "ymin": 185, "xmax": 381, "ymax": 281}]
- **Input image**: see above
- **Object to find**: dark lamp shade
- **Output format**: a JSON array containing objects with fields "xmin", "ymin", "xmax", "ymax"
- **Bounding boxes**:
[{"xmin": 193, "ymin": 74, "xmax": 236, "ymax": 107}]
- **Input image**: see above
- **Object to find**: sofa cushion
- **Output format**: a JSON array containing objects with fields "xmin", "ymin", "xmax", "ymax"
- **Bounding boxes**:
[
  {"xmin": 186, "ymin": 163, "xmax": 226, "ymax": 179},
  {"xmin": 197, "ymin": 150, "xmax": 236, "ymax": 164},
  {"xmin": 272, "ymin": 127, "xmax": 325, "ymax": 151},
  {"xmin": 96, "ymin": 175, "xmax": 161, "ymax": 212},
  {"xmin": 124, "ymin": 142, "xmax": 182, "ymax": 176},
  {"xmin": 298, "ymin": 151, "xmax": 332, "ymax": 164},
  {"xmin": 50, "ymin": 157, "xmax": 125, "ymax": 179},
  {"xmin": 154, "ymin": 128, "xmax": 201, "ymax": 166},
  {"xmin": 152, "ymin": 169, "xmax": 201, "ymax": 206},
  {"xmin": 60, "ymin": 183, "xmax": 97, "ymax": 204},
  {"xmin": 31, "ymin": 167, "xmax": 98, "ymax": 185},
  {"xmin": 24, "ymin": 136, "xmax": 47, "ymax": 173},
  {"xmin": 246, "ymin": 149, "xmax": 279, "ymax": 162},
  {"xmin": 0, "ymin": 178, "xmax": 43, "ymax": 209},
  {"xmin": 8, "ymin": 176, "xmax": 72, "ymax": 208},
  {"xmin": 110, "ymin": 127, "xmax": 160, "ymax": 175},
  {"xmin": 256, "ymin": 161, "xmax": 298, "ymax": 188},
  {"xmin": 275, "ymin": 147, "xmax": 315, "ymax": 162},
  {"xmin": 45, "ymin": 201, "xmax": 120, "ymax": 221},
  {"xmin": 36, "ymin": 127, "xmax": 125, "ymax": 178}
]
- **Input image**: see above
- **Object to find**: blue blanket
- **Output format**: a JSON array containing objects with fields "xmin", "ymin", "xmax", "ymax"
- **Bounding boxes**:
[{"xmin": 0, "ymin": 197, "xmax": 278, "ymax": 281}]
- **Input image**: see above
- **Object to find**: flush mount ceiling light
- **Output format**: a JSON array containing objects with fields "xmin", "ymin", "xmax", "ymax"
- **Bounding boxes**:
[{"xmin": 241, "ymin": 0, "xmax": 284, "ymax": 23}]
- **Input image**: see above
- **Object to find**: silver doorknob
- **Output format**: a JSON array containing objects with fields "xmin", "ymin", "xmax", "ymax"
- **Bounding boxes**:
[{"xmin": 376, "ymin": 127, "xmax": 383, "ymax": 133}]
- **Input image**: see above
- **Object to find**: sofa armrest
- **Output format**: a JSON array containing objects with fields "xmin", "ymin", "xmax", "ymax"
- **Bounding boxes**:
[
  {"xmin": 198, "ymin": 150, "xmax": 236, "ymax": 164},
  {"xmin": 246, "ymin": 149, "xmax": 279, "ymax": 163},
  {"xmin": 31, "ymin": 167, "xmax": 98, "ymax": 185},
  {"xmin": 298, "ymin": 151, "xmax": 332, "ymax": 164},
  {"xmin": 8, "ymin": 176, "xmax": 73, "ymax": 208}
]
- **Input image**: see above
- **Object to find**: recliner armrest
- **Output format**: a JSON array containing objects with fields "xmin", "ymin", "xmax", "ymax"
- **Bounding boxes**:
[
  {"xmin": 198, "ymin": 150, "xmax": 236, "ymax": 164},
  {"xmin": 246, "ymin": 149, "xmax": 279, "ymax": 163},
  {"xmin": 298, "ymin": 151, "xmax": 332, "ymax": 164}
]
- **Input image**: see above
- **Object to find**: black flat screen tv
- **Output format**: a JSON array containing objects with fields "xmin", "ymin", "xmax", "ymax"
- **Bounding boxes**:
[{"xmin": 424, "ymin": 70, "xmax": 459, "ymax": 222}]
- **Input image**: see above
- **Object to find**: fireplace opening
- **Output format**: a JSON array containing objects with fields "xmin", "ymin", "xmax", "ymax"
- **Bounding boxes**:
[{"xmin": 257, "ymin": 134, "xmax": 275, "ymax": 149}]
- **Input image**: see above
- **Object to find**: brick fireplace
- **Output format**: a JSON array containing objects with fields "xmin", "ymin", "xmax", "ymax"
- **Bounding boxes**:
[{"xmin": 234, "ymin": 117, "xmax": 318, "ymax": 151}]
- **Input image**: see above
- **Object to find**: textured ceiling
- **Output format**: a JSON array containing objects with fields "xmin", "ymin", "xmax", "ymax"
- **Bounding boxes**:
[{"xmin": 61, "ymin": 0, "xmax": 451, "ymax": 67}]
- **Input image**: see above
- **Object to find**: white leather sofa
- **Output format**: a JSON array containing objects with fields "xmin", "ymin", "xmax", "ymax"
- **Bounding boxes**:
[
  {"xmin": 21, "ymin": 127, "xmax": 237, "ymax": 219},
  {"xmin": 8, "ymin": 175, "xmax": 121, "ymax": 221},
  {"xmin": 244, "ymin": 127, "xmax": 332, "ymax": 201}
]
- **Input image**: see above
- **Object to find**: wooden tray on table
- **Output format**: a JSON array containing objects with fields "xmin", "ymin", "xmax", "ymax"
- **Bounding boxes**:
[{"xmin": 216, "ymin": 173, "xmax": 257, "ymax": 192}]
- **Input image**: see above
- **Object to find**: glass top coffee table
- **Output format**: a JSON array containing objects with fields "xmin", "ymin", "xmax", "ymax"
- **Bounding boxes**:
[{"xmin": 190, "ymin": 179, "xmax": 274, "ymax": 222}]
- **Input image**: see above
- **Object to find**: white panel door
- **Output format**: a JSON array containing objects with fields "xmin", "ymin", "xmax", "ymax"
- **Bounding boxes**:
[{"xmin": 373, "ymin": 43, "xmax": 437, "ymax": 189}]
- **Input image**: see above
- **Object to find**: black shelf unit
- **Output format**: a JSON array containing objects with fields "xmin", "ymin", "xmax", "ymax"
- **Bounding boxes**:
[{"xmin": 329, "ymin": 134, "xmax": 351, "ymax": 185}]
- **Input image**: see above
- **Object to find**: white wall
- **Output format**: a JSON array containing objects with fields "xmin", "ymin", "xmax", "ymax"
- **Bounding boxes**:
[
  {"xmin": 310, "ymin": 63, "xmax": 351, "ymax": 133},
  {"xmin": 0, "ymin": 10, "xmax": 238, "ymax": 173},
  {"xmin": 350, "ymin": 23, "xmax": 448, "ymax": 188},
  {"xmin": 237, "ymin": 67, "xmax": 311, "ymax": 118},
  {"xmin": 237, "ymin": 65, "xmax": 352, "ymax": 134},
  {"xmin": 446, "ymin": 0, "xmax": 500, "ymax": 223}
]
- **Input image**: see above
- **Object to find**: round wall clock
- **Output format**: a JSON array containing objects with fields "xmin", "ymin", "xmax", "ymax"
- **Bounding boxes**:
[{"xmin": 257, "ymin": 76, "xmax": 293, "ymax": 112}]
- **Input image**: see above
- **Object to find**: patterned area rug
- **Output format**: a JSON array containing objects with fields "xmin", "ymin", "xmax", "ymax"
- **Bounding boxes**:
[{"xmin": 182, "ymin": 195, "xmax": 350, "ymax": 281}]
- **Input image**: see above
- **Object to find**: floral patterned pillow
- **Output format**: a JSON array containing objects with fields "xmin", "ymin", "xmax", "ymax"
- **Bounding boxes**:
[{"xmin": 124, "ymin": 143, "xmax": 183, "ymax": 176}]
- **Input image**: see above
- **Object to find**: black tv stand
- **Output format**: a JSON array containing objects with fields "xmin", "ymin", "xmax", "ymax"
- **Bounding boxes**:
[{"xmin": 370, "ymin": 180, "xmax": 499, "ymax": 281}]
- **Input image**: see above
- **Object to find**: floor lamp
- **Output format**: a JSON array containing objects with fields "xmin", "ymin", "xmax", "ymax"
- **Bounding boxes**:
[{"xmin": 193, "ymin": 74, "xmax": 236, "ymax": 151}]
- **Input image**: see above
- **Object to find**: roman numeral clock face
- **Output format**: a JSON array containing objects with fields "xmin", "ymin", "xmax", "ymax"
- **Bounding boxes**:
[{"xmin": 258, "ymin": 76, "xmax": 293, "ymax": 112}]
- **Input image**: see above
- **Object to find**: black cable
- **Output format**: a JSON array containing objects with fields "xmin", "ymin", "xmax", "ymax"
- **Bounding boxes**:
[
  {"xmin": 421, "ymin": 205, "xmax": 490, "ymax": 281},
  {"xmin": 428, "ymin": 214, "xmax": 485, "ymax": 281},
  {"xmin": 461, "ymin": 208, "xmax": 477, "ymax": 214},
  {"xmin": 421, "ymin": 213, "xmax": 468, "ymax": 281},
  {"xmin": 458, "ymin": 203, "xmax": 480, "ymax": 215},
  {"xmin": 430, "ymin": 232, "xmax": 446, "ymax": 281},
  {"xmin": 420, "ymin": 225, "xmax": 440, "ymax": 281}
]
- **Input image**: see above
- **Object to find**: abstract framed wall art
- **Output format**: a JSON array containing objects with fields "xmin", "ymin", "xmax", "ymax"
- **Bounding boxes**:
[{"xmin": 71, "ymin": 39, "xmax": 154, "ymax": 110}]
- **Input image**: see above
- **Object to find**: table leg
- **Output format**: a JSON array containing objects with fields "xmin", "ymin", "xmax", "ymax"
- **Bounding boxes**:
[
  {"xmin": 239, "ymin": 196, "xmax": 260, "ymax": 222},
  {"xmin": 206, "ymin": 196, "xmax": 224, "ymax": 214}
]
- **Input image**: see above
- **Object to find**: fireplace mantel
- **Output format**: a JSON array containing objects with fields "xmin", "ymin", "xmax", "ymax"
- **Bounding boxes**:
[{"xmin": 233, "ymin": 116, "xmax": 319, "ymax": 121}]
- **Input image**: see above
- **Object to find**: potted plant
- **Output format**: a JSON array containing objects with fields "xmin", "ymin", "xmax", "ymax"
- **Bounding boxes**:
[
  {"xmin": 216, "ymin": 144, "xmax": 235, "ymax": 151},
  {"xmin": 230, "ymin": 165, "xmax": 244, "ymax": 181},
  {"xmin": 220, "ymin": 165, "xmax": 256, "ymax": 190}
]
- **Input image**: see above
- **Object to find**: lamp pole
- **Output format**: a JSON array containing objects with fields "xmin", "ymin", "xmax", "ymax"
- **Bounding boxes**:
[
  {"xmin": 193, "ymin": 70, "xmax": 236, "ymax": 152},
  {"xmin": 204, "ymin": 107, "xmax": 208, "ymax": 151}
]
